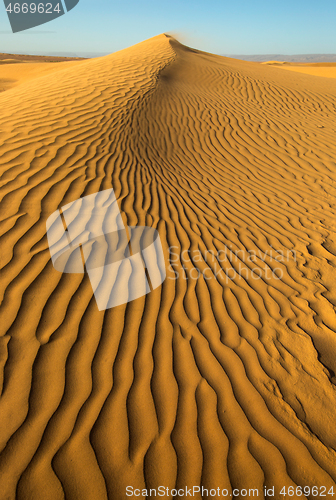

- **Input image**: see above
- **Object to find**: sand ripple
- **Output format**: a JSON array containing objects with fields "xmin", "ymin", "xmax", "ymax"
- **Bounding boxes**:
[{"xmin": 0, "ymin": 34, "xmax": 336, "ymax": 499}]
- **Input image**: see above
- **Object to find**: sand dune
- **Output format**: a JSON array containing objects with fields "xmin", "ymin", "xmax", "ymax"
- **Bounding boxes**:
[
  {"xmin": 263, "ymin": 61, "xmax": 336, "ymax": 79},
  {"xmin": 0, "ymin": 59, "xmax": 84, "ymax": 92},
  {"xmin": 1, "ymin": 34, "xmax": 336, "ymax": 499}
]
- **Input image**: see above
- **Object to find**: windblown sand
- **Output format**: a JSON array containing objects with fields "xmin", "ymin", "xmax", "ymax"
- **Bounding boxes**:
[
  {"xmin": 0, "ymin": 34, "xmax": 336, "ymax": 499},
  {"xmin": 263, "ymin": 61, "xmax": 336, "ymax": 79},
  {"xmin": 0, "ymin": 60, "xmax": 85, "ymax": 92}
]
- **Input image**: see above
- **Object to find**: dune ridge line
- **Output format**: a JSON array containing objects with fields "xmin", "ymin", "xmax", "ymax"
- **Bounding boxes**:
[{"xmin": 0, "ymin": 34, "xmax": 336, "ymax": 499}]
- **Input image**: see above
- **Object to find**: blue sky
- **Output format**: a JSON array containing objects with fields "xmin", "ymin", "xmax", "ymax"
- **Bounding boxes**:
[{"xmin": 0, "ymin": 0, "xmax": 335, "ymax": 57}]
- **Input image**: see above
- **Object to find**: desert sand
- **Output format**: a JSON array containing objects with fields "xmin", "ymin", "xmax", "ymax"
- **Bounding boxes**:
[
  {"xmin": 0, "ymin": 34, "xmax": 336, "ymax": 499},
  {"xmin": 0, "ymin": 59, "xmax": 85, "ymax": 92},
  {"xmin": 262, "ymin": 61, "xmax": 336, "ymax": 79}
]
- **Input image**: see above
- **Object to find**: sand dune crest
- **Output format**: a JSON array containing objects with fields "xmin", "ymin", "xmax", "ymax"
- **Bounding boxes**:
[{"xmin": 0, "ymin": 34, "xmax": 336, "ymax": 499}]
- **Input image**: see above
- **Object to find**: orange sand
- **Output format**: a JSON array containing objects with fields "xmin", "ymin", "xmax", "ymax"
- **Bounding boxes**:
[
  {"xmin": 0, "ymin": 60, "xmax": 84, "ymax": 91},
  {"xmin": 263, "ymin": 61, "xmax": 336, "ymax": 79},
  {"xmin": 0, "ymin": 34, "xmax": 336, "ymax": 499}
]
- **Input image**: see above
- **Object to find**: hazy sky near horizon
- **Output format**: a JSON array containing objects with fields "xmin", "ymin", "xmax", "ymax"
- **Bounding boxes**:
[{"xmin": 0, "ymin": 0, "xmax": 335, "ymax": 56}]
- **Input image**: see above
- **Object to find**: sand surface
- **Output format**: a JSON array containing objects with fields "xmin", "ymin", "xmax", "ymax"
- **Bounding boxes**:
[
  {"xmin": 0, "ymin": 60, "xmax": 85, "ymax": 92},
  {"xmin": 0, "ymin": 52, "xmax": 86, "ymax": 62},
  {"xmin": 263, "ymin": 61, "xmax": 336, "ymax": 79},
  {"xmin": 0, "ymin": 34, "xmax": 336, "ymax": 499}
]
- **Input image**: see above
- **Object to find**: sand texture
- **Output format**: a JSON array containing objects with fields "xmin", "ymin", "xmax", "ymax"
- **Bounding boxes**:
[
  {"xmin": 0, "ymin": 60, "xmax": 85, "ymax": 92},
  {"xmin": 263, "ymin": 61, "xmax": 336, "ymax": 79},
  {"xmin": 1, "ymin": 34, "xmax": 336, "ymax": 499}
]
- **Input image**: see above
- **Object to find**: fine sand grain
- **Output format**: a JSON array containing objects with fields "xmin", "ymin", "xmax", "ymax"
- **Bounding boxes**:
[
  {"xmin": 263, "ymin": 61, "xmax": 336, "ymax": 79},
  {"xmin": 0, "ymin": 34, "xmax": 336, "ymax": 499},
  {"xmin": 0, "ymin": 60, "xmax": 85, "ymax": 91}
]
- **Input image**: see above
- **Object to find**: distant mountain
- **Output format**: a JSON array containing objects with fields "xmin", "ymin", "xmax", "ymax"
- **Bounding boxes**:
[
  {"xmin": 0, "ymin": 51, "xmax": 107, "ymax": 60},
  {"xmin": 225, "ymin": 54, "xmax": 336, "ymax": 63},
  {"xmin": 0, "ymin": 52, "xmax": 86, "ymax": 62},
  {"xmin": 44, "ymin": 51, "xmax": 108, "ymax": 58}
]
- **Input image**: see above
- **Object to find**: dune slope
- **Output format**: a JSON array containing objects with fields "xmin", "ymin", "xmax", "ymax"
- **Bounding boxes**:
[
  {"xmin": 263, "ymin": 61, "xmax": 336, "ymax": 79},
  {"xmin": 0, "ymin": 59, "xmax": 85, "ymax": 92},
  {"xmin": 0, "ymin": 34, "xmax": 336, "ymax": 499}
]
